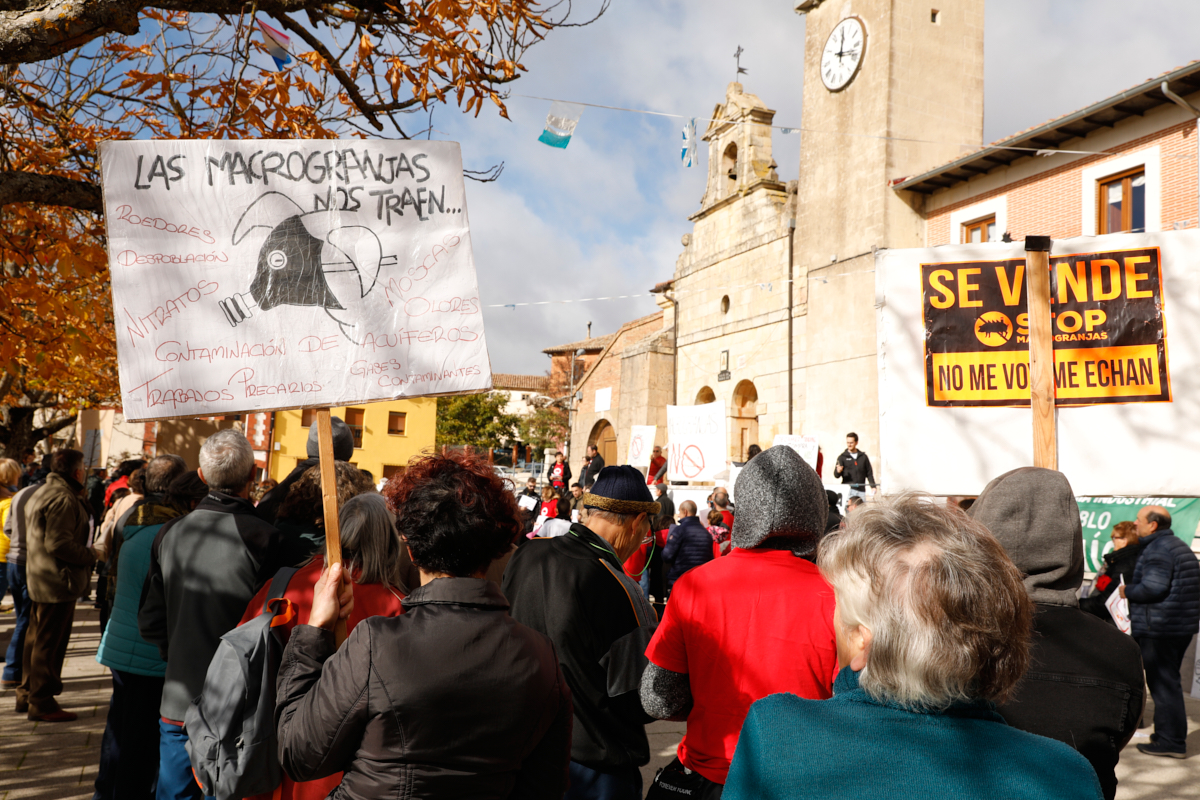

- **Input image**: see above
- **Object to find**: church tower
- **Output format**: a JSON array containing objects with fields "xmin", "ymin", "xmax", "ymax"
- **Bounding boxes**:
[
  {"xmin": 671, "ymin": 83, "xmax": 794, "ymax": 460},
  {"xmin": 792, "ymin": 0, "xmax": 985, "ymax": 471}
]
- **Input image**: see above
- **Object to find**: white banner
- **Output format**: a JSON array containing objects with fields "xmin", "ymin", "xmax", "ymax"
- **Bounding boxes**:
[
  {"xmin": 627, "ymin": 425, "xmax": 657, "ymax": 468},
  {"xmin": 666, "ymin": 401, "xmax": 727, "ymax": 482},
  {"xmin": 100, "ymin": 140, "xmax": 491, "ymax": 421},
  {"xmin": 877, "ymin": 231, "xmax": 1200, "ymax": 495},
  {"xmin": 772, "ymin": 434, "xmax": 820, "ymax": 470}
]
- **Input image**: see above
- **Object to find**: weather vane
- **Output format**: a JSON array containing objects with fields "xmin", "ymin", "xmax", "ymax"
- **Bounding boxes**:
[{"xmin": 734, "ymin": 45, "xmax": 748, "ymax": 80}]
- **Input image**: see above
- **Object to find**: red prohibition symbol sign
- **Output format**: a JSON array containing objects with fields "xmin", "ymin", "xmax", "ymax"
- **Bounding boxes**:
[
  {"xmin": 631, "ymin": 436, "xmax": 644, "ymax": 460},
  {"xmin": 680, "ymin": 445, "xmax": 706, "ymax": 479}
]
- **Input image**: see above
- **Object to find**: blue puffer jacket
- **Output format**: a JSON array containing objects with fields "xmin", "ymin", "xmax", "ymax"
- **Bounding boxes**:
[
  {"xmin": 96, "ymin": 518, "xmax": 169, "ymax": 676},
  {"xmin": 663, "ymin": 516, "xmax": 714, "ymax": 590},
  {"xmin": 1126, "ymin": 529, "xmax": 1200, "ymax": 638}
]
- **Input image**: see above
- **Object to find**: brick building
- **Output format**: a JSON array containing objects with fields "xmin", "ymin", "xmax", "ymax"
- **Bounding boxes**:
[{"xmin": 556, "ymin": 310, "xmax": 673, "ymax": 472}]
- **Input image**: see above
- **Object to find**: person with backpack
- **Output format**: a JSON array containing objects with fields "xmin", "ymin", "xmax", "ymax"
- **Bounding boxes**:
[
  {"xmin": 92, "ymin": 455, "xmax": 186, "ymax": 800},
  {"xmin": 276, "ymin": 450, "xmax": 572, "ymax": 798},
  {"xmin": 138, "ymin": 431, "xmax": 282, "ymax": 800},
  {"xmin": 233, "ymin": 492, "xmax": 406, "ymax": 800}
]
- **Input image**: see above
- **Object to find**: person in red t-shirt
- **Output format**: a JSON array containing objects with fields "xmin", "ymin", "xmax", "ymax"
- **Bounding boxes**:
[
  {"xmin": 546, "ymin": 451, "xmax": 571, "ymax": 492},
  {"xmin": 640, "ymin": 446, "xmax": 838, "ymax": 797},
  {"xmin": 238, "ymin": 493, "xmax": 406, "ymax": 800},
  {"xmin": 647, "ymin": 446, "xmax": 666, "ymax": 486}
]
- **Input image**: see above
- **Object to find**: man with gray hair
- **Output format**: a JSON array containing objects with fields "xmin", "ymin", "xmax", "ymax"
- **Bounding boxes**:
[
  {"xmin": 641, "ymin": 445, "xmax": 838, "ymax": 797},
  {"xmin": 139, "ymin": 430, "xmax": 281, "ymax": 800}
]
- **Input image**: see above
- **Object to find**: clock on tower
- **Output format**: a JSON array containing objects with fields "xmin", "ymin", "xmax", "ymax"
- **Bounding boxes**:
[{"xmin": 820, "ymin": 16, "xmax": 866, "ymax": 91}]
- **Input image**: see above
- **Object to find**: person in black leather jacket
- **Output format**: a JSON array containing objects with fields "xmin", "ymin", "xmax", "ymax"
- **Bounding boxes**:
[
  {"xmin": 276, "ymin": 450, "xmax": 572, "ymax": 799},
  {"xmin": 1080, "ymin": 521, "xmax": 1145, "ymax": 623},
  {"xmin": 1120, "ymin": 505, "xmax": 1200, "ymax": 758},
  {"xmin": 970, "ymin": 468, "xmax": 1144, "ymax": 800}
]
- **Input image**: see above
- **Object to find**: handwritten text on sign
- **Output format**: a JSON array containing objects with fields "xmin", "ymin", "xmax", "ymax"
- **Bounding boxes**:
[
  {"xmin": 666, "ymin": 402, "xmax": 727, "ymax": 482},
  {"xmin": 100, "ymin": 140, "xmax": 492, "ymax": 421},
  {"xmin": 922, "ymin": 247, "xmax": 1169, "ymax": 407}
]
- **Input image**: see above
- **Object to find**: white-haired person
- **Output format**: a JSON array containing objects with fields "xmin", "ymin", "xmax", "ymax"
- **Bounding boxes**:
[{"xmin": 724, "ymin": 494, "xmax": 1104, "ymax": 800}]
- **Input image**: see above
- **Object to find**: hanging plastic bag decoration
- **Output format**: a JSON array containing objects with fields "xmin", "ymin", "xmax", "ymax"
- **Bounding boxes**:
[{"xmin": 538, "ymin": 101, "xmax": 585, "ymax": 149}]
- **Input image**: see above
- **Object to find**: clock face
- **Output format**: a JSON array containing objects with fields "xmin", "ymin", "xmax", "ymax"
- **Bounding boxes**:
[{"xmin": 821, "ymin": 17, "xmax": 866, "ymax": 92}]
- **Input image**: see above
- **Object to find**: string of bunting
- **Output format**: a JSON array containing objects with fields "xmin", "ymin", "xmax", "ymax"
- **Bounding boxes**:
[
  {"xmin": 516, "ymin": 92, "xmax": 1121, "ymax": 160},
  {"xmin": 485, "ymin": 277, "xmax": 794, "ymax": 309},
  {"xmin": 486, "ymin": 268, "xmax": 876, "ymax": 309}
]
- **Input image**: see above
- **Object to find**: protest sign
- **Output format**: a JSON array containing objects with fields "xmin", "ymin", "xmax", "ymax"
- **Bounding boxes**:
[
  {"xmin": 1105, "ymin": 576, "xmax": 1131, "ymax": 634},
  {"xmin": 923, "ymin": 248, "xmax": 1168, "ymax": 406},
  {"xmin": 877, "ymin": 231, "xmax": 1200, "ymax": 495},
  {"xmin": 666, "ymin": 401, "xmax": 727, "ymax": 482},
  {"xmin": 627, "ymin": 425, "xmax": 657, "ymax": 468},
  {"xmin": 772, "ymin": 434, "xmax": 819, "ymax": 470},
  {"xmin": 1077, "ymin": 495, "xmax": 1200, "ymax": 572},
  {"xmin": 100, "ymin": 140, "xmax": 492, "ymax": 421}
]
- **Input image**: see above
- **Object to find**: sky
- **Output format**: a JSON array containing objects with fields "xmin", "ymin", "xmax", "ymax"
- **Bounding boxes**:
[{"xmin": 426, "ymin": 0, "xmax": 1200, "ymax": 376}]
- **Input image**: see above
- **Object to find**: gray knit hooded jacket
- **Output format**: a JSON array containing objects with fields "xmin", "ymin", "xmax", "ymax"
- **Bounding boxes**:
[{"xmin": 640, "ymin": 445, "xmax": 828, "ymax": 720}]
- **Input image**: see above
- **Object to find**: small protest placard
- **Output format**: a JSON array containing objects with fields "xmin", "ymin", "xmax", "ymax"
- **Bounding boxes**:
[
  {"xmin": 627, "ymin": 425, "xmax": 656, "ymax": 468},
  {"xmin": 772, "ymin": 434, "xmax": 819, "ymax": 470},
  {"xmin": 1105, "ymin": 576, "xmax": 1131, "ymax": 634},
  {"xmin": 666, "ymin": 402, "xmax": 727, "ymax": 482},
  {"xmin": 99, "ymin": 139, "xmax": 492, "ymax": 421}
]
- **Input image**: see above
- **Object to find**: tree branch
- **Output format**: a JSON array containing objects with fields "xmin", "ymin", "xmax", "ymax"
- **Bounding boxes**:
[
  {"xmin": 0, "ymin": 0, "xmax": 142, "ymax": 64},
  {"xmin": 272, "ymin": 12, "xmax": 383, "ymax": 131},
  {"xmin": 0, "ymin": 171, "xmax": 102, "ymax": 211}
]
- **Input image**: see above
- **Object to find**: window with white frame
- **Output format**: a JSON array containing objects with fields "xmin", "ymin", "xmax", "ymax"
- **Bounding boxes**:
[
  {"xmin": 1080, "ymin": 146, "xmax": 1160, "ymax": 237},
  {"xmin": 948, "ymin": 196, "xmax": 1007, "ymax": 244}
]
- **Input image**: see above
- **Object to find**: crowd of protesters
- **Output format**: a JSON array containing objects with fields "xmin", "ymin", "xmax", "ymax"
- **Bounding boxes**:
[{"xmin": 0, "ymin": 423, "xmax": 1194, "ymax": 800}]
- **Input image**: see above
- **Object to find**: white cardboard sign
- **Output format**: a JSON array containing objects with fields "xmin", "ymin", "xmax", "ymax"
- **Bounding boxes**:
[
  {"xmin": 876, "ymin": 232, "xmax": 1200, "ymax": 496},
  {"xmin": 627, "ymin": 425, "xmax": 657, "ymax": 468},
  {"xmin": 772, "ymin": 434, "xmax": 820, "ymax": 470},
  {"xmin": 100, "ymin": 140, "xmax": 492, "ymax": 421},
  {"xmin": 666, "ymin": 401, "xmax": 727, "ymax": 482}
]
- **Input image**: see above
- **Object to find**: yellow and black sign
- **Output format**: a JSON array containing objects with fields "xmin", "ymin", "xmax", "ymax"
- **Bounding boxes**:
[{"xmin": 923, "ymin": 247, "xmax": 1170, "ymax": 407}]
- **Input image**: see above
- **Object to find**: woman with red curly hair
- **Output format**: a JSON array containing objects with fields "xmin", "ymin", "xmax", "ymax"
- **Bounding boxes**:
[{"xmin": 275, "ymin": 450, "xmax": 573, "ymax": 799}]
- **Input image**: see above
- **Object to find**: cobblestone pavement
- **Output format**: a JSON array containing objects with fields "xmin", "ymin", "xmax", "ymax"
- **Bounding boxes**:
[{"xmin": 2, "ymin": 597, "xmax": 1200, "ymax": 799}]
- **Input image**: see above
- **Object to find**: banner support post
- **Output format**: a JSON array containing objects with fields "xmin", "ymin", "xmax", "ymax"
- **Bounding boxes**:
[
  {"xmin": 315, "ymin": 408, "xmax": 347, "ymax": 644},
  {"xmin": 1024, "ymin": 236, "xmax": 1057, "ymax": 470}
]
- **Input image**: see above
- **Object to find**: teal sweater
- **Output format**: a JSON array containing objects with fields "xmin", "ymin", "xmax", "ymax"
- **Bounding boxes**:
[
  {"xmin": 96, "ymin": 520, "xmax": 169, "ymax": 677},
  {"xmin": 725, "ymin": 668, "xmax": 1103, "ymax": 800}
]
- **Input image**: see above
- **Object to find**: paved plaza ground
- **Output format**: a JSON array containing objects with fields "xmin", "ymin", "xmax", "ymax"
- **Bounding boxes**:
[{"xmin": 1, "ymin": 595, "xmax": 1200, "ymax": 799}]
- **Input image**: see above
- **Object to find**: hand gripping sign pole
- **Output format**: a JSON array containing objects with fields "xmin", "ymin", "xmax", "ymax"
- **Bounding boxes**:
[
  {"xmin": 1024, "ymin": 236, "xmax": 1058, "ymax": 470},
  {"xmin": 315, "ymin": 408, "xmax": 348, "ymax": 645}
]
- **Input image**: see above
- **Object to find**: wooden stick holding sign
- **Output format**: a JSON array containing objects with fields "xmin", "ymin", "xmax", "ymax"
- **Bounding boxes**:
[
  {"xmin": 314, "ymin": 408, "xmax": 348, "ymax": 645},
  {"xmin": 1024, "ymin": 236, "xmax": 1058, "ymax": 470}
]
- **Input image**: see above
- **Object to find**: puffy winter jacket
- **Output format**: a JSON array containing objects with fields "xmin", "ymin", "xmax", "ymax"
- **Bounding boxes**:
[
  {"xmin": 663, "ymin": 516, "xmax": 714, "ymax": 590},
  {"xmin": 1126, "ymin": 529, "xmax": 1200, "ymax": 638},
  {"xmin": 96, "ymin": 500, "xmax": 180, "ymax": 676}
]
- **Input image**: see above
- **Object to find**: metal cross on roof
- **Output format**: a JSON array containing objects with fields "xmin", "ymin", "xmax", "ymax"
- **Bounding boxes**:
[{"xmin": 734, "ymin": 45, "xmax": 748, "ymax": 79}]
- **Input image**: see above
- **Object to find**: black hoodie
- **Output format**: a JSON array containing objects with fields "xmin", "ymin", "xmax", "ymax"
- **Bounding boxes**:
[{"xmin": 971, "ymin": 468, "xmax": 1144, "ymax": 800}]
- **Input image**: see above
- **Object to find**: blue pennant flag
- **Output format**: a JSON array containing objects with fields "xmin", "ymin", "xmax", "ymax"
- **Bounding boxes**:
[{"xmin": 681, "ymin": 118, "xmax": 696, "ymax": 167}]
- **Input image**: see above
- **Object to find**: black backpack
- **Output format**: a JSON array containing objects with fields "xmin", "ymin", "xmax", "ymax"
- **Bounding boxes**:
[{"xmin": 185, "ymin": 567, "xmax": 298, "ymax": 800}]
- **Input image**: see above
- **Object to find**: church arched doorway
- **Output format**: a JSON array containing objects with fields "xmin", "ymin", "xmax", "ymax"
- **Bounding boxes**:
[
  {"xmin": 588, "ymin": 419, "xmax": 618, "ymax": 466},
  {"xmin": 732, "ymin": 380, "xmax": 759, "ymax": 462},
  {"xmin": 695, "ymin": 386, "xmax": 716, "ymax": 405}
]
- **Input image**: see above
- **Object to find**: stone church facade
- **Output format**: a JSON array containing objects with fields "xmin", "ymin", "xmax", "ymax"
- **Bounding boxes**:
[{"xmin": 561, "ymin": 0, "xmax": 986, "ymax": 482}]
